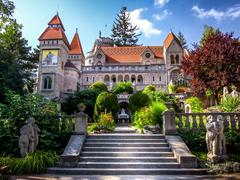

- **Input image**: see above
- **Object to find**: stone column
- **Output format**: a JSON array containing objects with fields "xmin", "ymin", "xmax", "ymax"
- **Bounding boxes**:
[
  {"xmin": 75, "ymin": 103, "xmax": 88, "ymax": 135},
  {"xmin": 162, "ymin": 102, "xmax": 177, "ymax": 135}
]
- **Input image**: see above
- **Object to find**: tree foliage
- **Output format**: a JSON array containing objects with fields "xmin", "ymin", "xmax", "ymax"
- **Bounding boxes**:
[
  {"xmin": 182, "ymin": 32, "xmax": 240, "ymax": 102},
  {"xmin": 200, "ymin": 25, "xmax": 220, "ymax": 46},
  {"xmin": 177, "ymin": 31, "xmax": 188, "ymax": 49},
  {"xmin": 94, "ymin": 92, "xmax": 119, "ymax": 121},
  {"xmin": 111, "ymin": 6, "xmax": 141, "ymax": 46},
  {"xmin": 0, "ymin": 0, "xmax": 39, "ymax": 100},
  {"xmin": 89, "ymin": 81, "xmax": 108, "ymax": 92},
  {"xmin": 113, "ymin": 81, "xmax": 133, "ymax": 94},
  {"xmin": 129, "ymin": 91, "xmax": 151, "ymax": 113}
]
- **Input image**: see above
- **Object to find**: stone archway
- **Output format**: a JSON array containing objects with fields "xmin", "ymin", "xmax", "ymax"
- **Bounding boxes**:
[
  {"xmin": 118, "ymin": 75, "xmax": 123, "ymax": 82},
  {"xmin": 104, "ymin": 75, "xmax": 110, "ymax": 83},
  {"xmin": 137, "ymin": 75, "xmax": 143, "ymax": 84},
  {"xmin": 111, "ymin": 75, "xmax": 116, "ymax": 83},
  {"xmin": 131, "ymin": 75, "xmax": 136, "ymax": 83},
  {"xmin": 124, "ymin": 75, "xmax": 129, "ymax": 82}
]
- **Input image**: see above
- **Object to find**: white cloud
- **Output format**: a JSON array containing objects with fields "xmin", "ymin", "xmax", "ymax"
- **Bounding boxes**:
[
  {"xmin": 192, "ymin": 5, "xmax": 240, "ymax": 21},
  {"xmin": 129, "ymin": 8, "xmax": 161, "ymax": 38},
  {"xmin": 154, "ymin": 0, "xmax": 170, "ymax": 8},
  {"xmin": 153, "ymin": 10, "xmax": 172, "ymax": 20}
]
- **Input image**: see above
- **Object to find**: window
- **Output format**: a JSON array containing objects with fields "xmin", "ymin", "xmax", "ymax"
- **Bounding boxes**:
[
  {"xmin": 43, "ymin": 76, "xmax": 52, "ymax": 89},
  {"xmin": 145, "ymin": 53, "xmax": 151, "ymax": 58},
  {"xmin": 86, "ymin": 77, "xmax": 88, "ymax": 82},
  {"xmin": 93, "ymin": 77, "xmax": 95, "ymax": 82},
  {"xmin": 159, "ymin": 76, "xmax": 161, "ymax": 81},
  {"xmin": 61, "ymin": 62, "xmax": 64, "ymax": 69},
  {"xmin": 175, "ymin": 55, "xmax": 179, "ymax": 64},
  {"xmin": 170, "ymin": 55, "xmax": 174, "ymax": 64},
  {"xmin": 152, "ymin": 76, "xmax": 155, "ymax": 82},
  {"xmin": 97, "ymin": 53, "xmax": 102, "ymax": 59}
]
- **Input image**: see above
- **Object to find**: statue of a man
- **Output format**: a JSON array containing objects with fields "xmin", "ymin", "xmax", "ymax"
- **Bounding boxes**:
[
  {"xmin": 19, "ymin": 117, "xmax": 40, "ymax": 157},
  {"xmin": 206, "ymin": 115, "xmax": 227, "ymax": 163}
]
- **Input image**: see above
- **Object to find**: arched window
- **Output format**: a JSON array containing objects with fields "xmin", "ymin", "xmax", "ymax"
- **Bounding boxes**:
[
  {"xmin": 124, "ymin": 75, "xmax": 129, "ymax": 82},
  {"xmin": 104, "ymin": 75, "xmax": 110, "ymax": 83},
  {"xmin": 159, "ymin": 76, "xmax": 161, "ymax": 81},
  {"xmin": 43, "ymin": 76, "xmax": 52, "ymax": 89},
  {"xmin": 118, "ymin": 75, "xmax": 123, "ymax": 82},
  {"xmin": 175, "ymin": 55, "xmax": 179, "ymax": 64},
  {"xmin": 137, "ymin": 75, "xmax": 143, "ymax": 84},
  {"xmin": 131, "ymin": 75, "xmax": 136, "ymax": 83},
  {"xmin": 112, "ymin": 75, "xmax": 116, "ymax": 83},
  {"xmin": 170, "ymin": 55, "xmax": 174, "ymax": 64}
]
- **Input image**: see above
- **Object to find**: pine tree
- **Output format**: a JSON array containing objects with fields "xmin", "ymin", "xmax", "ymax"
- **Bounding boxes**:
[
  {"xmin": 111, "ymin": 7, "xmax": 141, "ymax": 46},
  {"xmin": 177, "ymin": 31, "xmax": 188, "ymax": 49},
  {"xmin": 200, "ymin": 25, "xmax": 220, "ymax": 46}
]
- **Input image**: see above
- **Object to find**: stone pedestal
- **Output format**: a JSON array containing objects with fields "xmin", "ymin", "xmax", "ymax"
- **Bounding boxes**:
[
  {"xmin": 162, "ymin": 102, "xmax": 177, "ymax": 135},
  {"xmin": 75, "ymin": 112, "xmax": 88, "ymax": 135}
]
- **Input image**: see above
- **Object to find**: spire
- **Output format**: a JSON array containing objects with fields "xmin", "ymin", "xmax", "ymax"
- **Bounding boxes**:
[
  {"xmin": 48, "ymin": 13, "xmax": 65, "ymax": 31},
  {"xmin": 69, "ymin": 30, "xmax": 84, "ymax": 55},
  {"xmin": 164, "ymin": 31, "xmax": 181, "ymax": 49}
]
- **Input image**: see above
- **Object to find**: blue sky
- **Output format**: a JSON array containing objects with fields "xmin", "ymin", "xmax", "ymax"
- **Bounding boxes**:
[{"xmin": 13, "ymin": 0, "xmax": 240, "ymax": 53}]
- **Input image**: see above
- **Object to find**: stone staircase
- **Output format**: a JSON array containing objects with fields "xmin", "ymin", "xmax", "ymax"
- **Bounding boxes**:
[{"xmin": 48, "ymin": 133, "xmax": 206, "ymax": 175}]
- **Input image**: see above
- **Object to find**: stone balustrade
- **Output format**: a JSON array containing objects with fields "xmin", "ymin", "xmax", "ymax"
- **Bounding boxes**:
[
  {"xmin": 176, "ymin": 112, "xmax": 240, "ymax": 130},
  {"xmin": 81, "ymin": 64, "xmax": 165, "ymax": 73}
]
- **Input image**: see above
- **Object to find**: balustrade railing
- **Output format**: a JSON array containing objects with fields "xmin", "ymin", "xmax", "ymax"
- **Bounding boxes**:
[{"xmin": 176, "ymin": 112, "xmax": 240, "ymax": 131}]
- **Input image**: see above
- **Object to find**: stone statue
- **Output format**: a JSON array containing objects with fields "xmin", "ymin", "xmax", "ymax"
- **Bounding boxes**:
[
  {"xmin": 206, "ymin": 115, "xmax": 227, "ymax": 163},
  {"xmin": 231, "ymin": 86, "xmax": 239, "ymax": 98},
  {"xmin": 75, "ymin": 103, "xmax": 88, "ymax": 134},
  {"xmin": 121, "ymin": 108, "xmax": 126, "ymax": 115},
  {"xmin": 19, "ymin": 117, "xmax": 40, "ymax": 157},
  {"xmin": 223, "ymin": 86, "xmax": 229, "ymax": 100}
]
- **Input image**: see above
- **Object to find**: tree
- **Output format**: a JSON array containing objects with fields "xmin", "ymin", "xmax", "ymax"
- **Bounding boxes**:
[
  {"xmin": 200, "ymin": 25, "xmax": 220, "ymax": 46},
  {"xmin": 0, "ymin": 0, "xmax": 38, "ymax": 100},
  {"xmin": 113, "ymin": 82, "xmax": 133, "ymax": 94},
  {"xmin": 129, "ymin": 91, "xmax": 151, "ymax": 113},
  {"xmin": 89, "ymin": 81, "xmax": 108, "ymax": 92},
  {"xmin": 182, "ymin": 32, "xmax": 240, "ymax": 103},
  {"xmin": 177, "ymin": 31, "xmax": 188, "ymax": 49},
  {"xmin": 111, "ymin": 7, "xmax": 141, "ymax": 46}
]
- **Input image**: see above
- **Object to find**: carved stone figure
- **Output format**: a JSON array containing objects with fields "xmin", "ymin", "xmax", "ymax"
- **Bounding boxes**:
[
  {"xmin": 19, "ymin": 117, "xmax": 40, "ymax": 157},
  {"xmin": 231, "ymin": 86, "xmax": 239, "ymax": 98},
  {"xmin": 223, "ymin": 86, "xmax": 229, "ymax": 100},
  {"xmin": 206, "ymin": 115, "xmax": 227, "ymax": 163},
  {"xmin": 75, "ymin": 103, "xmax": 88, "ymax": 134}
]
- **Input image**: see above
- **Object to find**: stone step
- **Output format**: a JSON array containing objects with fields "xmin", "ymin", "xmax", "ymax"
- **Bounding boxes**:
[
  {"xmin": 87, "ymin": 134, "xmax": 165, "ymax": 139},
  {"xmin": 82, "ymin": 147, "xmax": 171, "ymax": 152},
  {"xmin": 81, "ymin": 151, "xmax": 174, "ymax": 157},
  {"xmin": 84, "ymin": 142, "xmax": 169, "ymax": 147},
  {"xmin": 85, "ymin": 139, "xmax": 166, "ymax": 143},
  {"xmin": 47, "ymin": 167, "xmax": 207, "ymax": 175},
  {"xmin": 79, "ymin": 156, "xmax": 178, "ymax": 163},
  {"xmin": 77, "ymin": 162, "xmax": 179, "ymax": 168}
]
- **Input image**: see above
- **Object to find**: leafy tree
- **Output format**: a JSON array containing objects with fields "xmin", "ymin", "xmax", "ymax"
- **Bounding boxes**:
[
  {"xmin": 89, "ymin": 81, "xmax": 108, "ymax": 92},
  {"xmin": 0, "ymin": 0, "xmax": 38, "ymax": 100},
  {"xmin": 129, "ymin": 91, "xmax": 151, "ymax": 113},
  {"xmin": 94, "ymin": 92, "xmax": 119, "ymax": 121},
  {"xmin": 200, "ymin": 25, "xmax": 220, "ymax": 46},
  {"xmin": 111, "ymin": 6, "xmax": 141, "ymax": 46},
  {"xmin": 143, "ymin": 85, "xmax": 156, "ymax": 100},
  {"xmin": 62, "ymin": 89, "xmax": 101, "ymax": 120},
  {"xmin": 177, "ymin": 31, "xmax": 188, "ymax": 49},
  {"xmin": 113, "ymin": 81, "xmax": 133, "ymax": 94},
  {"xmin": 182, "ymin": 32, "xmax": 240, "ymax": 103},
  {"xmin": 185, "ymin": 97, "xmax": 203, "ymax": 113}
]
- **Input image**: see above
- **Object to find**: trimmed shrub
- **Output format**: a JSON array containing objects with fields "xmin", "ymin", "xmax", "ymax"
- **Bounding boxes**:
[
  {"xmin": 89, "ymin": 81, "xmax": 108, "ymax": 92},
  {"xmin": 132, "ymin": 107, "xmax": 153, "ymax": 130},
  {"xmin": 151, "ymin": 102, "xmax": 166, "ymax": 129},
  {"xmin": 185, "ymin": 96, "xmax": 203, "ymax": 112},
  {"xmin": 129, "ymin": 91, "xmax": 151, "ymax": 114},
  {"xmin": 94, "ymin": 92, "xmax": 118, "ymax": 121},
  {"xmin": 143, "ymin": 85, "xmax": 156, "ymax": 100},
  {"xmin": 0, "ymin": 151, "xmax": 59, "ymax": 175},
  {"xmin": 113, "ymin": 82, "xmax": 133, "ymax": 94}
]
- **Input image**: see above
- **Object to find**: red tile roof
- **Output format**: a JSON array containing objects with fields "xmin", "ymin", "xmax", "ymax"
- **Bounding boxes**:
[
  {"xmin": 164, "ymin": 32, "xmax": 181, "ymax": 49},
  {"xmin": 38, "ymin": 27, "xmax": 69, "ymax": 47},
  {"xmin": 100, "ymin": 46, "xmax": 163, "ymax": 63},
  {"xmin": 48, "ymin": 14, "xmax": 65, "ymax": 30},
  {"xmin": 69, "ymin": 32, "xmax": 83, "ymax": 55}
]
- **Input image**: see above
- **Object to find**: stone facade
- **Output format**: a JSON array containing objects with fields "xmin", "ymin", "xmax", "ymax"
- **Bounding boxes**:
[{"xmin": 36, "ymin": 14, "xmax": 189, "ymax": 99}]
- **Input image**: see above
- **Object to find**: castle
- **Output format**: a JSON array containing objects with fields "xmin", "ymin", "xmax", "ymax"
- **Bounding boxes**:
[{"xmin": 37, "ymin": 14, "xmax": 190, "ymax": 99}]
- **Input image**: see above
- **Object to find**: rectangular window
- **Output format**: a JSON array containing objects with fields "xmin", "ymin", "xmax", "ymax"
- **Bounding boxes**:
[{"xmin": 153, "ymin": 76, "xmax": 155, "ymax": 81}]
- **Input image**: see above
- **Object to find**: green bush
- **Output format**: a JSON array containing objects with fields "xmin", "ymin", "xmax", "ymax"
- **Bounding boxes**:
[
  {"xmin": 94, "ymin": 92, "xmax": 118, "ymax": 121},
  {"xmin": 62, "ymin": 89, "xmax": 101, "ymax": 120},
  {"xmin": 143, "ymin": 85, "xmax": 156, "ymax": 100},
  {"xmin": 88, "ymin": 112, "xmax": 115, "ymax": 133},
  {"xmin": 0, "ymin": 92, "xmax": 71, "ymax": 155},
  {"xmin": 113, "ymin": 82, "xmax": 133, "ymax": 94},
  {"xmin": 129, "ymin": 91, "xmax": 151, "ymax": 114},
  {"xmin": 0, "ymin": 151, "xmax": 59, "ymax": 175},
  {"xmin": 132, "ymin": 107, "xmax": 153, "ymax": 130},
  {"xmin": 89, "ymin": 81, "xmax": 108, "ymax": 92},
  {"xmin": 151, "ymin": 102, "xmax": 166, "ymax": 129},
  {"xmin": 185, "ymin": 96, "xmax": 203, "ymax": 112},
  {"xmin": 220, "ymin": 96, "xmax": 240, "ymax": 112}
]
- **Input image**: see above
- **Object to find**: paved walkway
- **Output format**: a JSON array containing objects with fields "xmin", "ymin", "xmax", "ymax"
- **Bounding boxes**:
[{"xmin": 10, "ymin": 174, "xmax": 240, "ymax": 180}]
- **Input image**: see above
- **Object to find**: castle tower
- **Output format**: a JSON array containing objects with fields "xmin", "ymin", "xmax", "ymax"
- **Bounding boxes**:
[{"xmin": 37, "ymin": 13, "xmax": 77, "ymax": 98}]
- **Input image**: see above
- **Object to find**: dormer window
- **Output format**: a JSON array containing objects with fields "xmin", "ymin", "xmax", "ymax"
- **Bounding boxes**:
[
  {"xmin": 97, "ymin": 53, "xmax": 102, "ymax": 59},
  {"xmin": 145, "ymin": 53, "xmax": 151, "ymax": 58}
]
